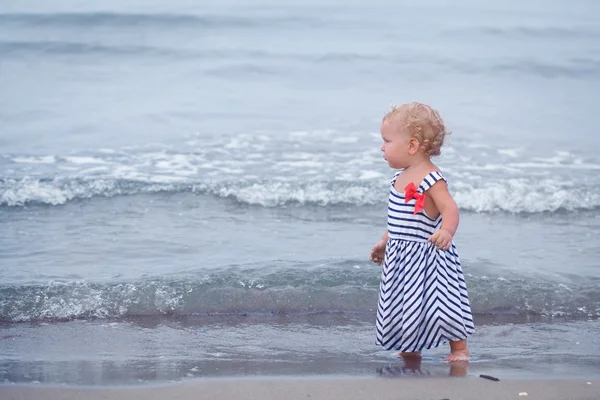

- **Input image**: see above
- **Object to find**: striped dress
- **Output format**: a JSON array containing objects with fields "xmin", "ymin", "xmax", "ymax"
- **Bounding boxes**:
[{"xmin": 376, "ymin": 170, "xmax": 475, "ymax": 352}]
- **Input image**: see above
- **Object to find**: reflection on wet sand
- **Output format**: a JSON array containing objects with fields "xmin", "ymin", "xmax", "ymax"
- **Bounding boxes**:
[{"xmin": 376, "ymin": 357, "xmax": 468, "ymax": 377}]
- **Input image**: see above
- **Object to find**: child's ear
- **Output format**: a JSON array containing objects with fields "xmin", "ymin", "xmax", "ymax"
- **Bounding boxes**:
[{"xmin": 408, "ymin": 138, "xmax": 420, "ymax": 155}]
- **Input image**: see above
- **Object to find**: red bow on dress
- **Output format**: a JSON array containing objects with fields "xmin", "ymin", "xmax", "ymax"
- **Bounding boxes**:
[{"xmin": 404, "ymin": 182, "xmax": 425, "ymax": 214}]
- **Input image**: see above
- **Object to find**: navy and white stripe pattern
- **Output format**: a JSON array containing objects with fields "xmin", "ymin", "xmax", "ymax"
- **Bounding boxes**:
[{"xmin": 376, "ymin": 171, "xmax": 475, "ymax": 352}]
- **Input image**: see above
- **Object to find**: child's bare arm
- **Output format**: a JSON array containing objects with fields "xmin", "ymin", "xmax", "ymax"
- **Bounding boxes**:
[{"xmin": 426, "ymin": 180, "xmax": 459, "ymax": 250}]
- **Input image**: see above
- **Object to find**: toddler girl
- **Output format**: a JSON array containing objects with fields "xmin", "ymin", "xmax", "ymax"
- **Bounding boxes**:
[{"xmin": 369, "ymin": 102, "xmax": 475, "ymax": 361}]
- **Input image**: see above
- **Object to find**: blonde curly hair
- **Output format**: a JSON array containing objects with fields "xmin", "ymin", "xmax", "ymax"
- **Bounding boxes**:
[{"xmin": 382, "ymin": 102, "xmax": 449, "ymax": 157}]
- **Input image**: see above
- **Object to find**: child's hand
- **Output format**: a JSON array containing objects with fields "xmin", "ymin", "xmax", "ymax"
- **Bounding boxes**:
[
  {"xmin": 428, "ymin": 229, "xmax": 453, "ymax": 251},
  {"xmin": 370, "ymin": 239, "xmax": 387, "ymax": 265}
]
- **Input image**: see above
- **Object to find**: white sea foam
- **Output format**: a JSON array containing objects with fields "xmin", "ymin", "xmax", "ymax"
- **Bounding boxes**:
[
  {"xmin": 465, "ymin": 143, "xmax": 492, "ymax": 149},
  {"xmin": 278, "ymin": 160, "xmax": 324, "ymax": 168},
  {"xmin": 224, "ymin": 137, "xmax": 247, "ymax": 149},
  {"xmin": 358, "ymin": 170, "xmax": 383, "ymax": 180},
  {"xmin": 3, "ymin": 135, "xmax": 600, "ymax": 213},
  {"xmin": 13, "ymin": 156, "xmax": 57, "ymax": 164},
  {"xmin": 510, "ymin": 162, "xmax": 600, "ymax": 170},
  {"xmin": 497, "ymin": 148, "xmax": 522, "ymax": 157},
  {"xmin": 1, "ymin": 173, "xmax": 599, "ymax": 212},
  {"xmin": 0, "ymin": 178, "xmax": 118, "ymax": 206},
  {"xmin": 215, "ymin": 182, "xmax": 379, "ymax": 207},
  {"xmin": 332, "ymin": 136, "xmax": 359, "ymax": 144},
  {"xmin": 148, "ymin": 175, "xmax": 187, "ymax": 183},
  {"xmin": 217, "ymin": 167, "xmax": 245, "ymax": 174},
  {"xmin": 63, "ymin": 156, "xmax": 108, "ymax": 165},
  {"xmin": 1, "ymin": 272, "xmax": 597, "ymax": 322},
  {"xmin": 154, "ymin": 154, "xmax": 199, "ymax": 175},
  {"xmin": 452, "ymin": 179, "xmax": 598, "ymax": 213},
  {"xmin": 76, "ymin": 166, "xmax": 109, "ymax": 175}
]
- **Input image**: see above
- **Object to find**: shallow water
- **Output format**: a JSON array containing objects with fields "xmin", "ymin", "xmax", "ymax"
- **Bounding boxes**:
[{"xmin": 1, "ymin": 315, "xmax": 599, "ymax": 385}]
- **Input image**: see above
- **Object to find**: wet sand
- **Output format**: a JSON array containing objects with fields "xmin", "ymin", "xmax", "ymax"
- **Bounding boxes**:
[{"xmin": 1, "ymin": 376, "xmax": 598, "ymax": 400}]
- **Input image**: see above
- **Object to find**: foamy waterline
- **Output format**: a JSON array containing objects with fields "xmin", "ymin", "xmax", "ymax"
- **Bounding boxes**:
[
  {"xmin": 1, "ymin": 272, "xmax": 598, "ymax": 322},
  {"xmin": 1, "ymin": 176, "xmax": 599, "ymax": 214}
]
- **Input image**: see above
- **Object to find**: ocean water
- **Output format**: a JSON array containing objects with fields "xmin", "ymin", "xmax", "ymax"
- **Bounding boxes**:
[{"xmin": 1, "ymin": 0, "xmax": 600, "ymax": 386}]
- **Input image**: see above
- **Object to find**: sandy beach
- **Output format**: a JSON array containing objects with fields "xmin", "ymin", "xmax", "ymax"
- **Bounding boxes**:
[{"xmin": 1, "ymin": 376, "xmax": 598, "ymax": 400}]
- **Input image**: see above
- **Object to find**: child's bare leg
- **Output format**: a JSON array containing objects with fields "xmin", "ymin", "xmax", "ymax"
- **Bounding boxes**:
[
  {"xmin": 402, "ymin": 355, "xmax": 422, "ymax": 371},
  {"xmin": 444, "ymin": 340, "xmax": 469, "ymax": 361}
]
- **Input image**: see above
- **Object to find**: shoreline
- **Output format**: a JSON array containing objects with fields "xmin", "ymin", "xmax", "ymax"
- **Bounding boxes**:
[
  {"xmin": 2, "ymin": 317, "xmax": 599, "ymax": 386},
  {"xmin": 1, "ymin": 376, "xmax": 597, "ymax": 400}
]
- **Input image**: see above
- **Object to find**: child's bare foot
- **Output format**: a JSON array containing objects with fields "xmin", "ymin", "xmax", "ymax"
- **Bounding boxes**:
[
  {"xmin": 445, "ymin": 339, "xmax": 469, "ymax": 361},
  {"xmin": 394, "ymin": 351, "xmax": 421, "ymax": 359},
  {"xmin": 444, "ymin": 349, "xmax": 469, "ymax": 361}
]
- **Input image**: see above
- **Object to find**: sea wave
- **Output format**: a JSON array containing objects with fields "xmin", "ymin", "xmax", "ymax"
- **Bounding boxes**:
[
  {"xmin": 0, "ymin": 271, "xmax": 597, "ymax": 323},
  {"xmin": 447, "ymin": 25, "xmax": 600, "ymax": 40},
  {"xmin": 0, "ymin": 40, "xmax": 187, "ymax": 57},
  {"xmin": 0, "ymin": 12, "xmax": 319, "ymax": 29},
  {"xmin": 1, "ymin": 176, "xmax": 599, "ymax": 214}
]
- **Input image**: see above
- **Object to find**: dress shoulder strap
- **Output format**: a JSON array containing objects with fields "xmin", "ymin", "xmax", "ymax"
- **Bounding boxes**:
[
  {"xmin": 418, "ymin": 171, "xmax": 446, "ymax": 193},
  {"xmin": 390, "ymin": 169, "xmax": 403, "ymax": 185}
]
